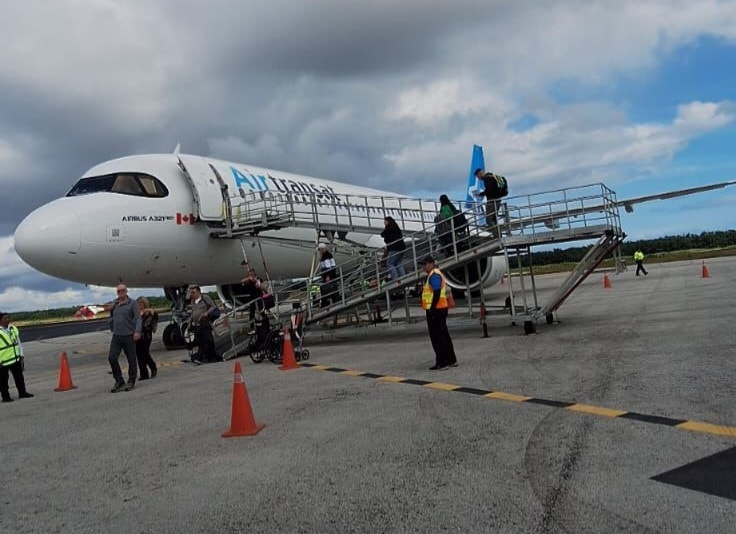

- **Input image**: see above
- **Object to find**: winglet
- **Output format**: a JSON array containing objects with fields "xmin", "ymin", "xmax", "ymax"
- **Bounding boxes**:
[{"xmin": 173, "ymin": 143, "xmax": 181, "ymax": 156}]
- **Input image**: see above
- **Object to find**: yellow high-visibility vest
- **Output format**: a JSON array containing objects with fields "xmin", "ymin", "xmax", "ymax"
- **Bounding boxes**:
[
  {"xmin": 0, "ymin": 325, "xmax": 21, "ymax": 366},
  {"xmin": 421, "ymin": 268, "xmax": 449, "ymax": 310}
]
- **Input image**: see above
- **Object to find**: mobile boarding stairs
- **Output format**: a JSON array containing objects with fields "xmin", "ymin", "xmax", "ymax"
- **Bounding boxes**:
[{"xmin": 188, "ymin": 179, "xmax": 625, "ymax": 360}]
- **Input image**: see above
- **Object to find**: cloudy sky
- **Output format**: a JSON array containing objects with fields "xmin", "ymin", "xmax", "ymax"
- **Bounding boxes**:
[{"xmin": 1, "ymin": 0, "xmax": 736, "ymax": 312}]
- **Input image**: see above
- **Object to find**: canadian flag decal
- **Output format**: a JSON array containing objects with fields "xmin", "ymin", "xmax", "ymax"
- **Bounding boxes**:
[{"xmin": 176, "ymin": 213, "xmax": 197, "ymax": 225}]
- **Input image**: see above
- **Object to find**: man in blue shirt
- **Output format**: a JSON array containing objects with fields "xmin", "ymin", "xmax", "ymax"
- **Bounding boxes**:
[{"xmin": 420, "ymin": 256, "xmax": 458, "ymax": 370}]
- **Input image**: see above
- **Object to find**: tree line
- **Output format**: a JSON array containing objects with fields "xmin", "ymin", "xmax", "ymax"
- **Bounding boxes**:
[
  {"xmin": 509, "ymin": 229, "xmax": 736, "ymax": 268},
  {"xmin": 13, "ymin": 296, "xmax": 173, "ymax": 324}
]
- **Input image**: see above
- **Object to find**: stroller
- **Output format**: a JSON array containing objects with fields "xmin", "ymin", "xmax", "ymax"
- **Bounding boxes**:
[{"xmin": 288, "ymin": 302, "xmax": 310, "ymax": 361}]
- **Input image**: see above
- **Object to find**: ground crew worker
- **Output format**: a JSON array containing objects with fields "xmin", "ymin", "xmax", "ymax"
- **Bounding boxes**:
[
  {"xmin": 634, "ymin": 249, "xmax": 648, "ymax": 276},
  {"xmin": 0, "ymin": 312, "xmax": 34, "ymax": 402},
  {"xmin": 420, "ymin": 256, "xmax": 458, "ymax": 370}
]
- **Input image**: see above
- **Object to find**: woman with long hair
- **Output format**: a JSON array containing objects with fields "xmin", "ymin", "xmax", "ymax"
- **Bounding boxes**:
[
  {"xmin": 135, "ymin": 296, "xmax": 158, "ymax": 379},
  {"xmin": 380, "ymin": 216, "xmax": 407, "ymax": 281}
]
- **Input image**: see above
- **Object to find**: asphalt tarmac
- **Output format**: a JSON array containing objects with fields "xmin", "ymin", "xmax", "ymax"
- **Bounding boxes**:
[{"xmin": 1, "ymin": 257, "xmax": 735, "ymax": 533}]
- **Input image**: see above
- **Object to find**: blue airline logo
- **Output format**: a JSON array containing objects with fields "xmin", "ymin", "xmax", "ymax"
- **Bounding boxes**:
[{"xmin": 230, "ymin": 166, "xmax": 338, "ymax": 201}]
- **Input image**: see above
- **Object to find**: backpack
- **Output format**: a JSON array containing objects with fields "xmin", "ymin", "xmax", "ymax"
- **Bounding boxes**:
[
  {"xmin": 483, "ymin": 173, "xmax": 509, "ymax": 199},
  {"xmin": 453, "ymin": 210, "xmax": 468, "ymax": 230}
]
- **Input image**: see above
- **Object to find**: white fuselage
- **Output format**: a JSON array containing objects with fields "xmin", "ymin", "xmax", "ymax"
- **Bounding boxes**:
[{"xmin": 14, "ymin": 154, "xmax": 447, "ymax": 288}]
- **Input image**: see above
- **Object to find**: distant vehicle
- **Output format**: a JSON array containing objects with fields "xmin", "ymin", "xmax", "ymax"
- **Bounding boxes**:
[{"xmin": 73, "ymin": 305, "xmax": 105, "ymax": 320}]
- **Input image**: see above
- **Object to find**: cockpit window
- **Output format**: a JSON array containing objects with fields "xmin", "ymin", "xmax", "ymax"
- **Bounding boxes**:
[{"xmin": 66, "ymin": 173, "xmax": 169, "ymax": 198}]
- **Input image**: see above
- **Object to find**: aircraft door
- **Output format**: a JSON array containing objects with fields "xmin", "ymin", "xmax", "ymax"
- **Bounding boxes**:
[{"xmin": 177, "ymin": 155, "xmax": 227, "ymax": 222}]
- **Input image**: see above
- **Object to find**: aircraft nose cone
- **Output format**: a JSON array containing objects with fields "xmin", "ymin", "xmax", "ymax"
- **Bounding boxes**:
[{"xmin": 14, "ymin": 201, "xmax": 81, "ymax": 273}]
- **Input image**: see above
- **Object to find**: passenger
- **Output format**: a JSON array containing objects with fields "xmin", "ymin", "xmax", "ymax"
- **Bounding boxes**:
[
  {"xmin": 380, "ymin": 216, "xmax": 407, "ymax": 281},
  {"xmin": 474, "ymin": 168, "xmax": 506, "ymax": 237},
  {"xmin": 241, "ymin": 268, "xmax": 266, "ymax": 324},
  {"xmin": 420, "ymin": 255, "xmax": 458, "ymax": 371},
  {"xmin": 106, "ymin": 285, "xmax": 142, "ymax": 392},
  {"xmin": 0, "ymin": 312, "xmax": 34, "ymax": 402},
  {"xmin": 135, "ymin": 297, "xmax": 158, "ymax": 380},
  {"xmin": 317, "ymin": 243, "xmax": 340, "ymax": 308},
  {"xmin": 634, "ymin": 249, "xmax": 648, "ymax": 276},
  {"xmin": 188, "ymin": 285, "xmax": 219, "ymax": 363},
  {"xmin": 435, "ymin": 195, "xmax": 468, "ymax": 257}
]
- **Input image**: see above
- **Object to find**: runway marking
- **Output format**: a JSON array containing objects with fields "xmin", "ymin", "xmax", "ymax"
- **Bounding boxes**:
[
  {"xmin": 424, "ymin": 382, "xmax": 459, "ymax": 391},
  {"xmin": 298, "ymin": 363, "xmax": 736, "ymax": 439},
  {"xmin": 486, "ymin": 391, "xmax": 531, "ymax": 402},
  {"xmin": 377, "ymin": 375, "xmax": 406, "ymax": 383},
  {"xmin": 676, "ymin": 421, "xmax": 736, "ymax": 438},
  {"xmin": 567, "ymin": 404, "xmax": 627, "ymax": 418}
]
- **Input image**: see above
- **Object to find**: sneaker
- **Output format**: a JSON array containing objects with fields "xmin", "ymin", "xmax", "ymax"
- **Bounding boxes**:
[
  {"xmin": 124, "ymin": 380, "xmax": 136, "ymax": 391},
  {"xmin": 449, "ymin": 362, "xmax": 459, "ymax": 368},
  {"xmin": 2, "ymin": 397, "xmax": 13, "ymax": 403},
  {"xmin": 18, "ymin": 392, "xmax": 35, "ymax": 398},
  {"xmin": 429, "ymin": 365, "xmax": 448, "ymax": 371},
  {"xmin": 111, "ymin": 381, "xmax": 125, "ymax": 393}
]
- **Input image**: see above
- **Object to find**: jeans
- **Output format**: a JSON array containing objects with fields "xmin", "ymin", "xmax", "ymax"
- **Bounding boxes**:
[
  {"xmin": 108, "ymin": 334, "xmax": 138, "ymax": 383},
  {"xmin": 386, "ymin": 250, "xmax": 406, "ymax": 280}
]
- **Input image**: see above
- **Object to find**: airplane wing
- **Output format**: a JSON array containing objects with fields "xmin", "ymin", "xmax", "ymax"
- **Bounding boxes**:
[{"xmin": 615, "ymin": 180, "xmax": 736, "ymax": 213}]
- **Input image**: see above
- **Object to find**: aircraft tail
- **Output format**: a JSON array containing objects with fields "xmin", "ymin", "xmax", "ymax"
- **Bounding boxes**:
[{"xmin": 465, "ymin": 144, "xmax": 486, "ymax": 220}]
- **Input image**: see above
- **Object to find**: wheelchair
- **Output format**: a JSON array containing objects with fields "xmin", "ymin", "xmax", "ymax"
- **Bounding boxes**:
[
  {"xmin": 247, "ymin": 303, "xmax": 310, "ymax": 364},
  {"xmin": 247, "ymin": 311, "xmax": 283, "ymax": 364}
]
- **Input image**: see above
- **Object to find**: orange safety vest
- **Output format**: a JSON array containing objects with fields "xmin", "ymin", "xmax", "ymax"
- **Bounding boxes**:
[{"xmin": 421, "ymin": 268, "xmax": 449, "ymax": 310}]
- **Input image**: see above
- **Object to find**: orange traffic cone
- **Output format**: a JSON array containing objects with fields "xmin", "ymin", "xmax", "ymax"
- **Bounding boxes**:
[
  {"xmin": 603, "ymin": 274, "xmax": 612, "ymax": 290},
  {"xmin": 279, "ymin": 327, "xmax": 300, "ymax": 371},
  {"xmin": 701, "ymin": 261, "xmax": 710, "ymax": 278},
  {"xmin": 222, "ymin": 362, "xmax": 264, "ymax": 438},
  {"xmin": 54, "ymin": 352, "xmax": 77, "ymax": 392}
]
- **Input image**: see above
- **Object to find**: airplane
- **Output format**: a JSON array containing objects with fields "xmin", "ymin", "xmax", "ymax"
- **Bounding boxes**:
[{"xmin": 13, "ymin": 145, "xmax": 735, "ymax": 348}]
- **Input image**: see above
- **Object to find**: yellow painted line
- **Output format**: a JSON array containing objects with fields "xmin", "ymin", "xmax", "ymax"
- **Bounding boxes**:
[
  {"xmin": 676, "ymin": 420, "xmax": 736, "ymax": 438},
  {"xmin": 302, "ymin": 363, "xmax": 736, "ymax": 440},
  {"xmin": 423, "ymin": 382, "xmax": 459, "ymax": 391},
  {"xmin": 485, "ymin": 391, "xmax": 531, "ymax": 402},
  {"xmin": 377, "ymin": 375, "xmax": 405, "ymax": 383},
  {"xmin": 567, "ymin": 403, "xmax": 627, "ymax": 418}
]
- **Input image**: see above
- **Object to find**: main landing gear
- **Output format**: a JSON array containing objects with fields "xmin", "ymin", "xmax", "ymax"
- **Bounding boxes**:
[{"xmin": 162, "ymin": 285, "xmax": 189, "ymax": 350}]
